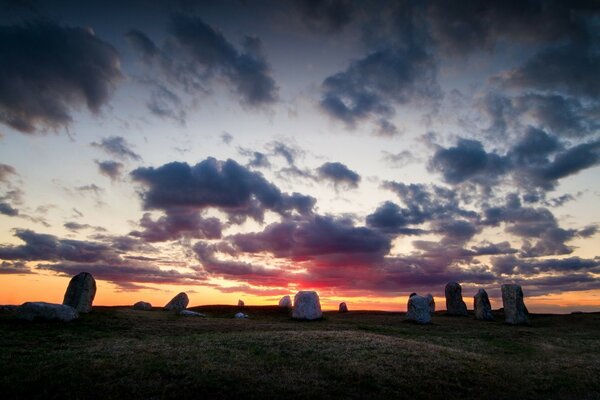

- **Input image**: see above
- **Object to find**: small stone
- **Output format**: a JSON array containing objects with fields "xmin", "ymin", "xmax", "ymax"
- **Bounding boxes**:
[
  {"xmin": 133, "ymin": 301, "xmax": 152, "ymax": 311},
  {"xmin": 16, "ymin": 302, "xmax": 79, "ymax": 322},
  {"xmin": 501, "ymin": 284, "xmax": 530, "ymax": 325},
  {"xmin": 474, "ymin": 289, "xmax": 494, "ymax": 321},
  {"xmin": 179, "ymin": 310, "xmax": 205, "ymax": 317},
  {"xmin": 339, "ymin": 302, "xmax": 348, "ymax": 313},
  {"xmin": 426, "ymin": 294, "xmax": 435, "ymax": 315},
  {"xmin": 278, "ymin": 295, "xmax": 292, "ymax": 308},
  {"xmin": 405, "ymin": 294, "xmax": 431, "ymax": 324},
  {"xmin": 234, "ymin": 312, "xmax": 248, "ymax": 319},
  {"xmin": 163, "ymin": 292, "xmax": 189, "ymax": 312},
  {"xmin": 238, "ymin": 299, "xmax": 245, "ymax": 307},
  {"xmin": 292, "ymin": 291, "xmax": 322, "ymax": 320},
  {"xmin": 63, "ymin": 272, "xmax": 96, "ymax": 313},
  {"xmin": 445, "ymin": 282, "xmax": 468, "ymax": 316}
]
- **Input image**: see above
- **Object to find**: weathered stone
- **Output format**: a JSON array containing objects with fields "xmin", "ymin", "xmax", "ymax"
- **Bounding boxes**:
[
  {"xmin": 445, "ymin": 282, "xmax": 468, "ymax": 316},
  {"xmin": 238, "ymin": 299, "xmax": 245, "ymax": 307},
  {"xmin": 501, "ymin": 284, "xmax": 530, "ymax": 325},
  {"xmin": 234, "ymin": 312, "xmax": 248, "ymax": 319},
  {"xmin": 339, "ymin": 302, "xmax": 348, "ymax": 313},
  {"xmin": 292, "ymin": 291, "xmax": 322, "ymax": 320},
  {"xmin": 426, "ymin": 293, "xmax": 435, "ymax": 315},
  {"xmin": 16, "ymin": 302, "xmax": 79, "ymax": 322},
  {"xmin": 133, "ymin": 301, "xmax": 152, "ymax": 311},
  {"xmin": 474, "ymin": 289, "xmax": 494, "ymax": 321},
  {"xmin": 163, "ymin": 292, "xmax": 189, "ymax": 311},
  {"xmin": 278, "ymin": 295, "xmax": 292, "ymax": 308},
  {"xmin": 63, "ymin": 272, "xmax": 96, "ymax": 313},
  {"xmin": 179, "ymin": 310, "xmax": 205, "ymax": 317},
  {"xmin": 405, "ymin": 294, "xmax": 431, "ymax": 324}
]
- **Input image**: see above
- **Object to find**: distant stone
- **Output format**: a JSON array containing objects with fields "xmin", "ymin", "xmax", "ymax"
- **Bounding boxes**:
[
  {"xmin": 234, "ymin": 312, "xmax": 249, "ymax": 319},
  {"xmin": 445, "ymin": 282, "xmax": 468, "ymax": 316},
  {"xmin": 16, "ymin": 302, "xmax": 79, "ymax": 322},
  {"xmin": 501, "ymin": 284, "xmax": 530, "ymax": 325},
  {"xmin": 339, "ymin": 302, "xmax": 348, "ymax": 313},
  {"xmin": 133, "ymin": 301, "xmax": 152, "ymax": 311},
  {"xmin": 63, "ymin": 272, "xmax": 96, "ymax": 313},
  {"xmin": 405, "ymin": 294, "xmax": 431, "ymax": 324},
  {"xmin": 179, "ymin": 310, "xmax": 205, "ymax": 317},
  {"xmin": 163, "ymin": 292, "xmax": 189, "ymax": 312},
  {"xmin": 292, "ymin": 291, "xmax": 322, "ymax": 320},
  {"xmin": 426, "ymin": 294, "xmax": 435, "ymax": 315},
  {"xmin": 279, "ymin": 295, "xmax": 292, "ymax": 309},
  {"xmin": 474, "ymin": 289, "xmax": 494, "ymax": 321},
  {"xmin": 238, "ymin": 299, "xmax": 245, "ymax": 307}
]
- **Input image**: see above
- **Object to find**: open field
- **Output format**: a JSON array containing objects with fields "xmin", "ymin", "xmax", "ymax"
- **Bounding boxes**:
[{"xmin": 1, "ymin": 306, "xmax": 599, "ymax": 400}]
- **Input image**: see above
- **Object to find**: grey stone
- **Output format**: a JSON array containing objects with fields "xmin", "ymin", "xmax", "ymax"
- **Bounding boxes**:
[
  {"xmin": 179, "ymin": 310, "xmax": 205, "ymax": 317},
  {"xmin": 278, "ymin": 295, "xmax": 292, "ymax": 308},
  {"xmin": 63, "ymin": 272, "xmax": 96, "ymax": 313},
  {"xmin": 292, "ymin": 291, "xmax": 322, "ymax": 320},
  {"xmin": 426, "ymin": 293, "xmax": 435, "ymax": 315},
  {"xmin": 339, "ymin": 302, "xmax": 348, "ymax": 313},
  {"xmin": 474, "ymin": 289, "xmax": 494, "ymax": 321},
  {"xmin": 234, "ymin": 312, "xmax": 248, "ymax": 319},
  {"xmin": 163, "ymin": 292, "xmax": 189, "ymax": 311},
  {"xmin": 238, "ymin": 299, "xmax": 245, "ymax": 307},
  {"xmin": 16, "ymin": 302, "xmax": 79, "ymax": 322},
  {"xmin": 445, "ymin": 282, "xmax": 468, "ymax": 316},
  {"xmin": 405, "ymin": 294, "xmax": 431, "ymax": 324},
  {"xmin": 133, "ymin": 301, "xmax": 152, "ymax": 311},
  {"xmin": 501, "ymin": 284, "xmax": 530, "ymax": 325}
]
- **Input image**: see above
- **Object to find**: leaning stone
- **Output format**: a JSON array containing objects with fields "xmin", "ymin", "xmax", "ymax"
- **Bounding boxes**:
[
  {"xmin": 16, "ymin": 302, "xmax": 79, "ymax": 322},
  {"xmin": 234, "ymin": 312, "xmax": 249, "ymax": 319},
  {"xmin": 426, "ymin": 294, "xmax": 435, "ymax": 315},
  {"xmin": 163, "ymin": 292, "xmax": 189, "ymax": 312},
  {"xmin": 279, "ymin": 295, "xmax": 292, "ymax": 308},
  {"xmin": 63, "ymin": 272, "xmax": 96, "ymax": 313},
  {"xmin": 405, "ymin": 294, "xmax": 431, "ymax": 324},
  {"xmin": 474, "ymin": 289, "xmax": 494, "ymax": 321},
  {"xmin": 133, "ymin": 301, "xmax": 152, "ymax": 311},
  {"xmin": 339, "ymin": 302, "xmax": 348, "ymax": 313},
  {"xmin": 238, "ymin": 299, "xmax": 245, "ymax": 307},
  {"xmin": 292, "ymin": 291, "xmax": 323, "ymax": 320},
  {"xmin": 445, "ymin": 282, "xmax": 468, "ymax": 316},
  {"xmin": 501, "ymin": 284, "xmax": 530, "ymax": 325},
  {"xmin": 179, "ymin": 310, "xmax": 205, "ymax": 317}
]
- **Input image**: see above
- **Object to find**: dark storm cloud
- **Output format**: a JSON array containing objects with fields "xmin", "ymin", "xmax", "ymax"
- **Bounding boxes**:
[
  {"xmin": 0, "ymin": 20, "xmax": 121, "ymax": 133},
  {"xmin": 492, "ymin": 254, "xmax": 600, "ymax": 276},
  {"xmin": 167, "ymin": 15, "xmax": 278, "ymax": 107},
  {"xmin": 95, "ymin": 160, "xmax": 124, "ymax": 181},
  {"xmin": 63, "ymin": 222, "xmax": 92, "ymax": 231},
  {"xmin": 316, "ymin": 162, "xmax": 360, "ymax": 189},
  {"xmin": 0, "ymin": 202, "xmax": 18, "ymax": 216},
  {"xmin": 131, "ymin": 158, "xmax": 315, "ymax": 222},
  {"xmin": 365, "ymin": 201, "xmax": 426, "ymax": 235},
  {"xmin": 294, "ymin": 0, "xmax": 355, "ymax": 33},
  {"xmin": 130, "ymin": 209, "xmax": 222, "ymax": 243},
  {"xmin": 91, "ymin": 136, "xmax": 141, "ymax": 161}
]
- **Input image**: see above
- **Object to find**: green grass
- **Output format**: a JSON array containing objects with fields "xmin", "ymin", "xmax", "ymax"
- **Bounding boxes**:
[{"xmin": 1, "ymin": 306, "xmax": 599, "ymax": 399}]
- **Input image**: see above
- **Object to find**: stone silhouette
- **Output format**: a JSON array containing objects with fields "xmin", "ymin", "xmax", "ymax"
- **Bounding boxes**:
[
  {"xmin": 292, "ymin": 291, "xmax": 322, "ymax": 320},
  {"xmin": 238, "ymin": 299, "xmax": 245, "ymax": 307},
  {"xmin": 502, "ymin": 284, "xmax": 530, "ymax": 325},
  {"xmin": 279, "ymin": 295, "xmax": 292, "ymax": 308},
  {"xmin": 163, "ymin": 292, "xmax": 189, "ymax": 312},
  {"xmin": 405, "ymin": 294, "xmax": 431, "ymax": 324},
  {"xmin": 474, "ymin": 289, "xmax": 494, "ymax": 321},
  {"xmin": 445, "ymin": 282, "xmax": 468, "ymax": 316},
  {"xmin": 63, "ymin": 272, "xmax": 96, "ymax": 313},
  {"xmin": 426, "ymin": 293, "xmax": 435, "ymax": 315},
  {"xmin": 133, "ymin": 301, "xmax": 152, "ymax": 311},
  {"xmin": 339, "ymin": 302, "xmax": 348, "ymax": 313},
  {"xmin": 16, "ymin": 302, "xmax": 79, "ymax": 322}
]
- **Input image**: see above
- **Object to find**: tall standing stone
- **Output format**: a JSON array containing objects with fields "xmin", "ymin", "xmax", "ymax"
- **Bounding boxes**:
[
  {"xmin": 474, "ymin": 289, "xmax": 494, "ymax": 321},
  {"xmin": 339, "ymin": 302, "xmax": 348, "ymax": 313},
  {"xmin": 502, "ymin": 284, "xmax": 530, "ymax": 325},
  {"xmin": 163, "ymin": 292, "xmax": 189, "ymax": 312},
  {"xmin": 445, "ymin": 282, "xmax": 468, "ymax": 316},
  {"xmin": 292, "ymin": 291, "xmax": 322, "ymax": 320},
  {"xmin": 63, "ymin": 272, "xmax": 96, "ymax": 313},
  {"xmin": 238, "ymin": 299, "xmax": 245, "ymax": 307},
  {"xmin": 405, "ymin": 294, "xmax": 431, "ymax": 324},
  {"xmin": 426, "ymin": 293, "xmax": 435, "ymax": 315},
  {"xmin": 279, "ymin": 295, "xmax": 292, "ymax": 309}
]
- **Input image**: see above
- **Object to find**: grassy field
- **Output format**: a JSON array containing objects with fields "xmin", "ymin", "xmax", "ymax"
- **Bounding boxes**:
[{"xmin": 1, "ymin": 305, "xmax": 599, "ymax": 400}]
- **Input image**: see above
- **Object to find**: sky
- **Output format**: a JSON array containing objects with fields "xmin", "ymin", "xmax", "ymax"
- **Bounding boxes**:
[{"xmin": 0, "ymin": 0, "xmax": 599, "ymax": 313}]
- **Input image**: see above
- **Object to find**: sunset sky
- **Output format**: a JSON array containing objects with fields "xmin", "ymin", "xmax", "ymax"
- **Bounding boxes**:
[{"xmin": 0, "ymin": 0, "xmax": 599, "ymax": 313}]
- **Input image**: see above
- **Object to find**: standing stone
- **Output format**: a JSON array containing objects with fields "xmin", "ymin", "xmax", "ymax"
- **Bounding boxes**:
[
  {"xmin": 405, "ymin": 294, "xmax": 431, "ymax": 324},
  {"xmin": 279, "ymin": 295, "xmax": 292, "ymax": 308},
  {"xmin": 474, "ymin": 289, "xmax": 494, "ymax": 321},
  {"xmin": 133, "ymin": 301, "xmax": 152, "ymax": 311},
  {"xmin": 16, "ymin": 302, "xmax": 79, "ymax": 322},
  {"xmin": 339, "ymin": 302, "xmax": 348, "ymax": 313},
  {"xmin": 502, "ymin": 284, "xmax": 530, "ymax": 325},
  {"xmin": 238, "ymin": 299, "xmax": 245, "ymax": 307},
  {"xmin": 292, "ymin": 291, "xmax": 322, "ymax": 320},
  {"xmin": 445, "ymin": 282, "xmax": 468, "ymax": 316},
  {"xmin": 426, "ymin": 294, "xmax": 435, "ymax": 315},
  {"xmin": 163, "ymin": 292, "xmax": 189, "ymax": 312},
  {"xmin": 63, "ymin": 272, "xmax": 96, "ymax": 313}
]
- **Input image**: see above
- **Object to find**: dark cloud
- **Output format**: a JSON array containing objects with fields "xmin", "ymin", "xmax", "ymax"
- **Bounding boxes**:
[
  {"xmin": 316, "ymin": 162, "xmax": 360, "ymax": 189},
  {"xmin": 125, "ymin": 29, "xmax": 159, "ymax": 60},
  {"xmin": 220, "ymin": 132, "xmax": 233, "ymax": 145},
  {"xmin": 294, "ymin": 0, "xmax": 355, "ymax": 33},
  {"xmin": 130, "ymin": 209, "xmax": 222, "ymax": 242},
  {"xmin": 0, "ymin": 20, "xmax": 121, "ymax": 133},
  {"xmin": 492, "ymin": 254, "xmax": 600, "ymax": 276},
  {"xmin": 63, "ymin": 222, "xmax": 91, "ymax": 231},
  {"xmin": 0, "ymin": 260, "xmax": 31, "ymax": 274},
  {"xmin": 0, "ymin": 163, "xmax": 16, "ymax": 182},
  {"xmin": 91, "ymin": 136, "xmax": 141, "ymax": 161},
  {"xmin": 95, "ymin": 160, "xmax": 124, "ymax": 181},
  {"xmin": 0, "ymin": 201, "xmax": 18, "ymax": 216},
  {"xmin": 366, "ymin": 201, "xmax": 426, "ymax": 235}
]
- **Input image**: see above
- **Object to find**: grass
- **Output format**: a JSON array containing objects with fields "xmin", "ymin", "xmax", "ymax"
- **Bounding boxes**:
[{"xmin": 1, "ymin": 306, "xmax": 599, "ymax": 399}]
